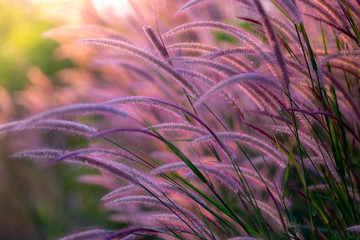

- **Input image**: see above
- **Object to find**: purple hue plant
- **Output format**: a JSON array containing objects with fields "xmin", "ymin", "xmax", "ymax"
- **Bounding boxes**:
[{"xmin": 3, "ymin": 0, "xmax": 360, "ymax": 239}]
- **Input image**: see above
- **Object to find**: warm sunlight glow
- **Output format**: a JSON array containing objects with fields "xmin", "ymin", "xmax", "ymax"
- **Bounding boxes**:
[{"xmin": 91, "ymin": 0, "xmax": 133, "ymax": 19}]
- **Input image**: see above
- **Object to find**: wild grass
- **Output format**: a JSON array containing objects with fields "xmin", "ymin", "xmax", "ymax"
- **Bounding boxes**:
[{"xmin": 3, "ymin": 0, "xmax": 360, "ymax": 239}]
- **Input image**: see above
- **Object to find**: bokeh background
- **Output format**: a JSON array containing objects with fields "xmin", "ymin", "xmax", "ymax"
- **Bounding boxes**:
[{"xmin": 0, "ymin": 1, "xmax": 135, "ymax": 239}]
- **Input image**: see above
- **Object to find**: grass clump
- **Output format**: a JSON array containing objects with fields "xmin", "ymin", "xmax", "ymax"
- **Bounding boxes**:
[{"xmin": 2, "ymin": 0, "xmax": 360, "ymax": 239}]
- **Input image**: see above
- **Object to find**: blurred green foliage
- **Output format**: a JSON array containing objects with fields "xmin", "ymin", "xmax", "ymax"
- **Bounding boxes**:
[
  {"xmin": 0, "ymin": 2, "xmax": 119, "ymax": 239},
  {"xmin": 0, "ymin": 1, "xmax": 72, "ymax": 91}
]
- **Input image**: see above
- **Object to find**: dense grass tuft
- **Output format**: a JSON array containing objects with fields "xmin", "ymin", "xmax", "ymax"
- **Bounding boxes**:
[{"xmin": 3, "ymin": 0, "xmax": 360, "ymax": 239}]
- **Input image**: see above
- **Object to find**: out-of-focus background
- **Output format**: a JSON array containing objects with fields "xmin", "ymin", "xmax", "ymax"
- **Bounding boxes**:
[{"xmin": 0, "ymin": 0, "xmax": 137, "ymax": 239}]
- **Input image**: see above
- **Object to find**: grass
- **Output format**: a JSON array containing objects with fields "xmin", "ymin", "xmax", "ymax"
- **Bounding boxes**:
[{"xmin": 2, "ymin": 0, "xmax": 360, "ymax": 239}]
